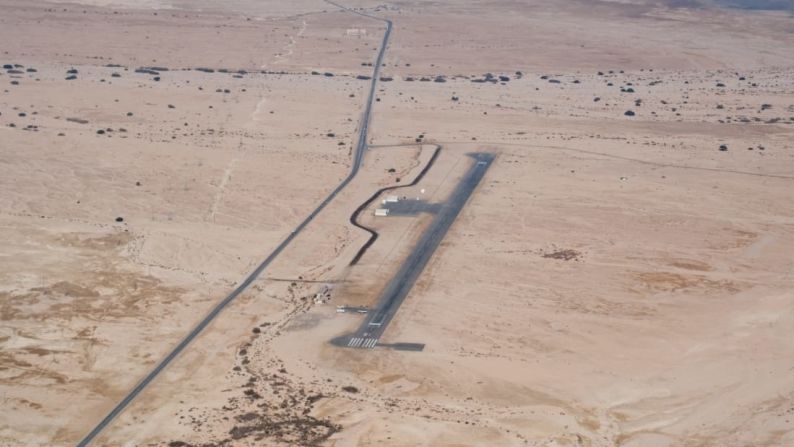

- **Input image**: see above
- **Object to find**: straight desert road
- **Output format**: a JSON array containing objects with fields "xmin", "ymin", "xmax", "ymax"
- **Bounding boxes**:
[{"xmin": 75, "ymin": 4, "xmax": 392, "ymax": 446}]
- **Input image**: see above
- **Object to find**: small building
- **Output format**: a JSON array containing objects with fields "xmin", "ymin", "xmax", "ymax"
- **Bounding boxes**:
[
  {"xmin": 384, "ymin": 195, "xmax": 399, "ymax": 203},
  {"xmin": 374, "ymin": 208, "xmax": 389, "ymax": 217},
  {"xmin": 314, "ymin": 284, "xmax": 332, "ymax": 304},
  {"xmin": 346, "ymin": 28, "xmax": 367, "ymax": 37}
]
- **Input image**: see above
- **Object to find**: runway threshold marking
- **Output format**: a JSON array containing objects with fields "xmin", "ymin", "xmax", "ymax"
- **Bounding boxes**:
[{"xmin": 345, "ymin": 337, "xmax": 379, "ymax": 348}]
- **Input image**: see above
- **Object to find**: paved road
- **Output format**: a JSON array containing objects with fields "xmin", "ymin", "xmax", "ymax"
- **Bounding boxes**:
[
  {"xmin": 76, "ymin": 5, "xmax": 391, "ymax": 447},
  {"xmin": 348, "ymin": 144, "xmax": 441, "ymax": 265},
  {"xmin": 335, "ymin": 153, "xmax": 495, "ymax": 350}
]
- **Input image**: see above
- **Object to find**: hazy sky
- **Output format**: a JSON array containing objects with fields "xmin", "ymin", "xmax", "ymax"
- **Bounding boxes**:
[{"xmin": 713, "ymin": 0, "xmax": 794, "ymax": 11}]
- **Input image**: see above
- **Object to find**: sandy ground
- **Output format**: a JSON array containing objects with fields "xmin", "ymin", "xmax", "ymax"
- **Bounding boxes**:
[{"xmin": 1, "ymin": 0, "xmax": 793, "ymax": 446}]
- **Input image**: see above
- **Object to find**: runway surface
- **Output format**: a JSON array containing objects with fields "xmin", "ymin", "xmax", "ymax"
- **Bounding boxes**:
[{"xmin": 335, "ymin": 152, "xmax": 494, "ymax": 350}]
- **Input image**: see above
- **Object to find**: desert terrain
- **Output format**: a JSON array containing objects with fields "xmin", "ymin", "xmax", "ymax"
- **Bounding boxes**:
[{"xmin": 1, "ymin": 0, "xmax": 793, "ymax": 446}]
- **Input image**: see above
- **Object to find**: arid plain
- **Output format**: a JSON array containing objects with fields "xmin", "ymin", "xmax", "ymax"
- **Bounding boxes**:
[{"xmin": 1, "ymin": 0, "xmax": 793, "ymax": 446}]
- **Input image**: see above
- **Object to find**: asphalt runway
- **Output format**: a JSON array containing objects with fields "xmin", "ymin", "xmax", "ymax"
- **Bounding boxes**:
[{"xmin": 336, "ymin": 152, "xmax": 494, "ymax": 350}]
